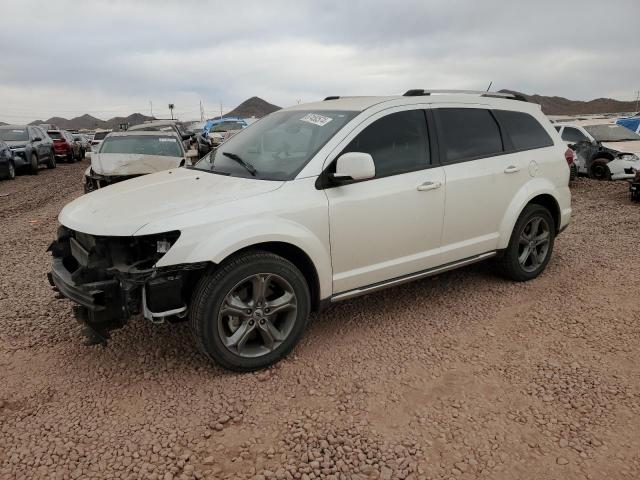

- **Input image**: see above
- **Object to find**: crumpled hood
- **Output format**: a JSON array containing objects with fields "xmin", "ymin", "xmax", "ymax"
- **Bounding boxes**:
[
  {"xmin": 600, "ymin": 140, "xmax": 640, "ymax": 156},
  {"xmin": 59, "ymin": 167, "xmax": 283, "ymax": 236},
  {"xmin": 91, "ymin": 153, "xmax": 182, "ymax": 176}
]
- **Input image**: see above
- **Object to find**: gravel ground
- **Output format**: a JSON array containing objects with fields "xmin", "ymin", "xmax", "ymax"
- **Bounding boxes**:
[{"xmin": 1, "ymin": 161, "xmax": 639, "ymax": 480}]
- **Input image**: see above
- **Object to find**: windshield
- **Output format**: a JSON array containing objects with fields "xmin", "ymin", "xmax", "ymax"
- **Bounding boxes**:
[
  {"xmin": 0, "ymin": 128, "xmax": 28, "ymax": 141},
  {"xmin": 212, "ymin": 121, "xmax": 245, "ymax": 132},
  {"xmin": 48, "ymin": 131, "xmax": 62, "ymax": 139},
  {"xmin": 93, "ymin": 131, "xmax": 110, "ymax": 141},
  {"xmin": 585, "ymin": 124, "xmax": 640, "ymax": 142},
  {"xmin": 99, "ymin": 135, "xmax": 183, "ymax": 157},
  {"xmin": 193, "ymin": 110, "xmax": 357, "ymax": 180}
]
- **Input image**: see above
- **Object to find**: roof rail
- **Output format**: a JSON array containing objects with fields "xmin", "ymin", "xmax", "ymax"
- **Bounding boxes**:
[
  {"xmin": 324, "ymin": 96, "xmax": 340, "ymax": 101},
  {"xmin": 402, "ymin": 89, "xmax": 528, "ymax": 102}
]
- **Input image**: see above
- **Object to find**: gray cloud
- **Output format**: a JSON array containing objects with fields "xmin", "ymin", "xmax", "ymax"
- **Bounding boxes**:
[{"xmin": 1, "ymin": 0, "xmax": 638, "ymax": 123}]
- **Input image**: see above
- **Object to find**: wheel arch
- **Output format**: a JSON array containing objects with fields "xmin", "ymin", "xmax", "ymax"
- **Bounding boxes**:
[
  {"xmin": 497, "ymin": 182, "xmax": 564, "ymax": 249},
  {"xmin": 230, "ymin": 241, "xmax": 322, "ymax": 312}
]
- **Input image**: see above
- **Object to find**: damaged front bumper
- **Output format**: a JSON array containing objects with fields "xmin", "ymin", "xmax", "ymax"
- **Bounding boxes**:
[
  {"xmin": 48, "ymin": 227, "xmax": 206, "ymax": 344},
  {"xmin": 84, "ymin": 170, "xmax": 141, "ymax": 193}
]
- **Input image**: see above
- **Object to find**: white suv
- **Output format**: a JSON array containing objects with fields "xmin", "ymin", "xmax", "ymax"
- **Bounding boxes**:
[{"xmin": 49, "ymin": 90, "xmax": 571, "ymax": 371}]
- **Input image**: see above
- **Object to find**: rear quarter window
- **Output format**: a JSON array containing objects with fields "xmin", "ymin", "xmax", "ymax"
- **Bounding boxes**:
[
  {"xmin": 435, "ymin": 108, "xmax": 503, "ymax": 163},
  {"xmin": 493, "ymin": 110, "xmax": 554, "ymax": 151}
]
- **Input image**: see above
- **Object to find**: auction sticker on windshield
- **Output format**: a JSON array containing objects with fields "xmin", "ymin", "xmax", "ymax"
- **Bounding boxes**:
[{"xmin": 300, "ymin": 113, "xmax": 333, "ymax": 127}]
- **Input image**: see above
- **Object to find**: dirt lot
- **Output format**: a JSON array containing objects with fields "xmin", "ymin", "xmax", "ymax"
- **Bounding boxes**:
[{"xmin": 1, "ymin": 161, "xmax": 639, "ymax": 480}]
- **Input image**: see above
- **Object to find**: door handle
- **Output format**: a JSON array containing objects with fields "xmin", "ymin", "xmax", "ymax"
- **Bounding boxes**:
[
  {"xmin": 417, "ymin": 181, "xmax": 442, "ymax": 191},
  {"xmin": 504, "ymin": 165, "xmax": 521, "ymax": 174}
]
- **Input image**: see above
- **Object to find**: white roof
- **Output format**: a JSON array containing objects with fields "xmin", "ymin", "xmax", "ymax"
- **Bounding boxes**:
[{"xmin": 283, "ymin": 92, "xmax": 539, "ymax": 114}]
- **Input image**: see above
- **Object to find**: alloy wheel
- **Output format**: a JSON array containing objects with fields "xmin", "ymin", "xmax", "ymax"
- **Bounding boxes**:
[
  {"xmin": 217, "ymin": 273, "xmax": 298, "ymax": 358},
  {"xmin": 518, "ymin": 216, "xmax": 551, "ymax": 273}
]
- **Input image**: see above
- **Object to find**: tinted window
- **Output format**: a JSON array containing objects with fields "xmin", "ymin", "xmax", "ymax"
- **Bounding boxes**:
[
  {"xmin": 493, "ymin": 110, "xmax": 553, "ymax": 151},
  {"xmin": 436, "ymin": 108, "xmax": 502, "ymax": 163},
  {"xmin": 47, "ymin": 131, "xmax": 62, "ymax": 139},
  {"xmin": 561, "ymin": 127, "xmax": 589, "ymax": 143},
  {"xmin": 93, "ymin": 131, "xmax": 110, "ymax": 141},
  {"xmin": 342, "ymin": 110, "xmax": 429, "ymax": 177}
]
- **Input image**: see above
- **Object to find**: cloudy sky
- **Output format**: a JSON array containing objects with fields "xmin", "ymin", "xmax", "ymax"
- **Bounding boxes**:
[{"xmin": 1, "ymin": 0, "xmax": 638, "ymax": 123}]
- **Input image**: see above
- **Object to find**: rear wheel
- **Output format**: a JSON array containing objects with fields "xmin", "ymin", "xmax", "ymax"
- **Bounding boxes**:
[
  {"xmin": 496, "ymin": 204, "xmax": 555, "ymax": 281},
  {"xmin": 47, "ymin": 149, "xmax": 56, "ymax": 169},
  {"xmin": 190, "ymin": 251, "xmax": 311, "ymax": 371},
  {"xmin": 29, "ymin": 153, "xmax": 39, "ymax": 175},
  {"xmin": 589, "ymin": 158, "xmax": 611, "ymax": 180}
]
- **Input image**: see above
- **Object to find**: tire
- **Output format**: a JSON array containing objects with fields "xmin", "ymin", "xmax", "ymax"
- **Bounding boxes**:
[
  {"xmin": 496, "ymin": 204, "xmax": 555, "ymax": 282},
  {"xmin": 190, "ymin": 251, "xmax": 311, "ymax": 371},
  {"xmin": 47, "ymin": 149, "xmax": 56, "ymax": 169},
  {"xmin": 29, "ymin": 153, "xmax": 39, "ymax": 175},
  {"xmin": 589, "ymin": 159, "xmax": 611, "ymax": 180},
  {"xmin": 5, "ymin": 160, "xmax": 16, "ymax": 180},
  {"xmin": 569, "ymin": 163, "xmax": 577, "ymax": 181}
]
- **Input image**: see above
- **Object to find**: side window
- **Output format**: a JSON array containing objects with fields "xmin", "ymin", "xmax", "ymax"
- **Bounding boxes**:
[
  {"xmin": 342, "ymin": 110, "xmax": 429, "ymax": 178},
  {"xmin": 493, "ymin": 110, "xmax": 553, "ymax": 151},
  {"xmin": 435, "ymin": 108, "xmax": 503, "ymax": 163},
  {"xmin": 561, "ymin": 127, "xmax": 589, "ymax": 143}
]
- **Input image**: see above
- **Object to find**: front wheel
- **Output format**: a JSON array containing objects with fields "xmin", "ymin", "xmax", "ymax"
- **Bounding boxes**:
[
  {"xmin": 5, "ymin": 160, "xmax": 16, "ymax": 180},
  {"xmin": 496, "ymin": 204, "xmax": 555, "ymax": 282},
  {"xmin": 190, "ymin": 251, "xmax": 311, "ymax": 371},
  {"xmin": 29, "ymin": 153, "xmax": 39, "ymax": 175},
  {"xmin": 589, "ymin": 159, "xmax": 611, "ymax": 180}
]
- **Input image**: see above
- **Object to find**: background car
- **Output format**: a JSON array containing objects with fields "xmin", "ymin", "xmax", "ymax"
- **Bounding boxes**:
[
  {"xmin": 0, "ymin": 140, "xmax": 16, "ymax": 180},
  {"xmin": 0, "ymin": 125, "xmax": 56, "ymax": 174},
  {"xmin": 203, "ymin": 117, "xmax": 248, "ymax": 146},
  {"xmin": 48, "ymin": 130, "xmax": 82, "ymax": 163},
  {"xmin": 83, "ymin": 130, "xmax": 198, "ymax": 192},
  {"xmin": 72, "ymin": 133, "xmax": 91, "ymax": 158},
  {"xmin": 128, "ymin": 120, "xmax": 195, "ymax": 151},
  {"xmin": 89, "ymin": 130, "xmax": 112, "ymax": 157},
  {"xmin": 554, "ymin": 123, "xmax": 640, "ymax": 180}
]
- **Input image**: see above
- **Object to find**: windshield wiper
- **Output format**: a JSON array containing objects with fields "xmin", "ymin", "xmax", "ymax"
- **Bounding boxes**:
[{"xmin": 222, "ymin": 152, "xmax": 257, "ymax": 176}]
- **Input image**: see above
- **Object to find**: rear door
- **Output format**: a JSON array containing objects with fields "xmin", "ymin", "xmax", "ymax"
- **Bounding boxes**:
[{"xmin": 433, "ymin": 106, "xmax": 529, "ymax": 263}]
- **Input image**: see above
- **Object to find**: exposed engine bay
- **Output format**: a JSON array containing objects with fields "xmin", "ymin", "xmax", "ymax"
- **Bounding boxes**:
[{"xmin": 48, "ymin": 226, "xmax": 206, "ymax": 344}]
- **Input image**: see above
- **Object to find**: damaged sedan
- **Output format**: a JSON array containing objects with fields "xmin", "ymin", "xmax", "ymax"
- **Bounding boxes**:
[
  {"xmin": 554, "ymin": 123, "xmax": 640, "ymax": 180},
  {"xmin": 84, "ymin": 131, "xmax": 199, "ymax": 192}
]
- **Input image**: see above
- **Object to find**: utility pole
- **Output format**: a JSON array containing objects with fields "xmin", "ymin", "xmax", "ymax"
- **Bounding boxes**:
[
  {"xmin": 200, "ymin": 100, "xmax": 205, "ymax": 122},
  {"xmin": 220, "ymin": 101, "xmax": 223, "ymax": 118},
  {"xmin": 635, "ymin": 90, "xmax": 639, "ymax": 113},
  {"xmin": 168, "ymin": 103, "xmax": 174, "ymax": 120},
  {"xmin": 149, "ymin": 100, "xmax": 153, "ymax": 118}
]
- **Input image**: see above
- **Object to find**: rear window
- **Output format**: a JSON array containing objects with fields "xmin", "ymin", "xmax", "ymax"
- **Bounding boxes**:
[
  {"xmin": 99, "ymin": 135, "xmax": 183, "ymax": 157},
  {"xmin": 493, "ymin": 110, "xmax": 553, "ymax": 151},
  {"xmin": 435, "ymin": 108, "xmax": 503, "ymax": 163},
  {"xmin": 93, "ymin": 131, "xmax": 110, "ymax": 141},
  {"xmin": 47, "ymin": 131, "xmax": 62, "ymax": 139}
]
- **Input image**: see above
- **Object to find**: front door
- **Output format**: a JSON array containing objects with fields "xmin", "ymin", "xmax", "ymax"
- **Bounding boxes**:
[{"xmin": 324, "ymin": 108, "xmax": 446, "ymax": 294}]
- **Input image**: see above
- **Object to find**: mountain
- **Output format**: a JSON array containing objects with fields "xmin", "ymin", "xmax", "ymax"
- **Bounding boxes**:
[
  {"xmin": 30, "ymin": 113, "xmax": 155, "ymax": 130},
  {"xmin": 218, "ymin": 96, "xmax": 281, "ymax": 119},
  {"xmin": 0, "ymin": 121, "xmax": 7, "ymax": 126},
  {"xmin": 499, "ymin": 90, "xmax": 638, "ymax": 115}
]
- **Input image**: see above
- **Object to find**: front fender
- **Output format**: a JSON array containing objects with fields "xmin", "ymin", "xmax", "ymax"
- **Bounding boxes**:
[
  {"xmin": 497, "ymin": 179, "xmax": 570, "ymax": 249},
  {"xmin": 157, "ymin": 218, "xmax": 333, "ymax": 299}
]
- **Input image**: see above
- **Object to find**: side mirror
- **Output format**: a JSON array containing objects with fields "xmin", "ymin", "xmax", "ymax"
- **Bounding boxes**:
[{"xmin": 329, "ymin": 152, "xmax": 375, "ymax": 183}]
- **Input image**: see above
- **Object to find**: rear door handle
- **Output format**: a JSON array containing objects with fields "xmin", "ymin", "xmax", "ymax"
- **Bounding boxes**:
[
  {"xmin": 504, "ymin": 165, "xmax": 521, "ymax": 174},
  {"xmin": 417, "ymin": 181, "xmax": 442, "ymax": 191}
]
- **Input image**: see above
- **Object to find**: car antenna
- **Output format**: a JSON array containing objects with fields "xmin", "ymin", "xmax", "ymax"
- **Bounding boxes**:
[{"xmin": 486, "ymin": 81, "xmax": 493, "ymax": 92}]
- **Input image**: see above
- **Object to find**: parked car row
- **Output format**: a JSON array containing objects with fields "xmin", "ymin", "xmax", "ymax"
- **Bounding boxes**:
[{"xmin": 0, "ymin": 124, "xmax": 91, "ymax": 180}]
